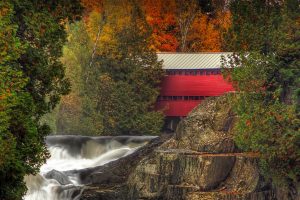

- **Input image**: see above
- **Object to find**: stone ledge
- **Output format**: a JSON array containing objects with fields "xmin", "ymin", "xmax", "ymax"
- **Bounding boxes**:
[
  {"xmin": 156, "ymin": 149, "xmax": 260, "ymax": 158},
  {"xmin": 186, "ymin": 190, "xmax": 275, "ymax": 200}
]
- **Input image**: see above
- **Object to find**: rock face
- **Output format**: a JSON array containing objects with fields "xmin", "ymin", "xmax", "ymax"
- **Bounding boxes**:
[
  {"xmin": 126, "ymin": 96, "xmax": 269, "ymax": 200},
  {"xmin": 165, "ymin": 95, "xmax": 236, "ymax": 153},
  {"xmin": 80, "ymin": 95, "xmax": 298, "ymax": 200},
  {"xmin": 45, "ymin": 169, "xmax": 72, "ymax": 185}
]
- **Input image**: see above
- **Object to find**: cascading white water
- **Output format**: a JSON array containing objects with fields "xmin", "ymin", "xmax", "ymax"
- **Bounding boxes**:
[{"xmin": 23, "ymin": 135, "xmax": 155, "ymax": 200}]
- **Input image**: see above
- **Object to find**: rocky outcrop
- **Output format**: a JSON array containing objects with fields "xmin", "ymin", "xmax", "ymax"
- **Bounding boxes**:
[
  {"xmin": 73, "ymin": 134, "xmax": 172, "ymax": 186},
  {"xmin": 45, "ymin": 169, "xmax": 72, "ymax": 185},
  {"xmin": 80, "ymin": 95, "xmax": 298, "ymax": 200},
  {"xmin": 126, "ymin": 151, "xmax": 267, "ymax": 200},
  {"xmin": 126, "ymin": 95, "xmax": 266, "ymax": 200},
  {"xmin": 163, "ymin": 95, "xmax": 236, "ymax": 153}
]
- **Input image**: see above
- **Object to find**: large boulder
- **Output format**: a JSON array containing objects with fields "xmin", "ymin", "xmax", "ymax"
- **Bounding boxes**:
[
  {"xmin": 126, "ymin": 95, "xmax": 271, "ymax": 200},
  {"xmin": 45, "ymin": 169, "xmax": 72, "ymax": 185},
  {"xmin": 81, "ymin": 95, "xmax": 299, "ymax": 200},
  {"xmin": 162, "ymin": 95, "xmax": 236, "ymax": 153},
  {"xmin": 127, "ymin": 150, "xmax": 237, "ymax": 199}
]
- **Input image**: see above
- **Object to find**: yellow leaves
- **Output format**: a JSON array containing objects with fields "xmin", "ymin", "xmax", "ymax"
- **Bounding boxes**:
[
  {"xmin": 108, "ymin": 117, "xmax": 116, "ymax": 128},
  {"xmin": 96, "ymin": 24, "xmax": 118, "ymax": 55},
  {"xmin": 84, "ymin": 10, "xmax": 115, "ymax": 55},
  {"xmin": 0, "ymin": 94, "xmax": 7, "ymax": 101},
  {"xmin": 0, "ymin": 2, "xmax": 11, "ymax": 17},
  {"xmin": 85, "ymin": 10, "xmax": 102, "ymax": 41},
  {"xmin": 186, "ymin": 10, "xmax": 232, "ymax": 52},
  {"xmin": 84, "ymin": 2, "xmax": 134, "ymax": 55},
  {"xmin": 0, "ymin": 87, "xmax": 11, "ymax": 101},
  {"xmin": 187, "ymin": 13, "xmax": 221, "ymax": 52},
  {"xmin": 80, "ymin": 0, "xmax": 233, "ymax": 52},
  {"xmin": 61, "ymin": 93, "xmax": 81, "ymax": 109},
  {"xmin": 104, "ymin": 0, "xmax": 132, "ymax": 27},
  {"xmin": 81, "ymin": 0, "xmax": 103, "ymax": 13}
]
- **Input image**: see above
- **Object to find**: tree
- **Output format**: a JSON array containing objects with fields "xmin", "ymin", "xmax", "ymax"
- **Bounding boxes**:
[
  {"xmin": 80, "ymin": 0, "xmax": 231, "ymax": 53},
  {"xmin": 186, "ymin": 10, "xmax": 231, "ymax": 52},
  {"xmin": 82, "ymin": 0, "xmax": 165, "ymax": 135},
  {"xmin": 142, "ymin": 0, "xmax": 179, "ymax": 52},
  {"xmin": 175, "ymin": 0, "xmax": 200, "ymax": 52},
  {"xmin": 0, "ymin": 0, "xmax": 82, "ymax": 199},
  {"xmin": 224, "ymin": 0, "xmax": 282, "ymax": 52},
  {"xmin": 223, "ymin": 0, "xmax": 300, "ymax": 187},
  {"xmin": 56, "ymin": 21, "xmax": 95, "ymax": 134},
  {"xmin": 174, "ymin": 0, "xmax": 230, "ymax": 52},
  {"xmin": 81, "ymin": 0, "xmax": 103, "ymax": 13}
]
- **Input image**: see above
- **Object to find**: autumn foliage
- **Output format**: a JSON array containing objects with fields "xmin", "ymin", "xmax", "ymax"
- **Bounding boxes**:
[
  {"xmin": 142, "ymin": 0, "xmax": 178, "ymax": 51},
  {"xmin": 80, "ymin": 0, "xmax": 231, "ymax": 52}
]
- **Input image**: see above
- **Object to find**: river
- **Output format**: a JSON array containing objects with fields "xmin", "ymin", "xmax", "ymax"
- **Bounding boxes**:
[{"xmin": 23, "ymin": 135, "xmax": 155, "ymax": 200}]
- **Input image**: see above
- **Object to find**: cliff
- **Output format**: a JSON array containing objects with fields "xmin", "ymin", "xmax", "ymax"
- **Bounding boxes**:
[{"xmin": 80, "ymin": 95, "xmax": 298, "ymax": 200}]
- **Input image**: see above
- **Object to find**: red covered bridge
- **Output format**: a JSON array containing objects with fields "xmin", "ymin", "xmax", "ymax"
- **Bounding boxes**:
[{"xmin": 155, "ymin": 52, "xmax": 234, "ymax": 130}]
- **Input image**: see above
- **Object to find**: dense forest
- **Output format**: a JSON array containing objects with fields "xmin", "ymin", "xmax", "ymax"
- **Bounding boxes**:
[
  {"xmin": 0, "ymin": 0, "xmax": 299, "ymax": 199},
  {"xmin": 222, "ymin": 0, "xmax": 299, "ymax": 190},
  {"xmin": 0, "ymin": 0, "xmax": 82, "ymax": 198},
  {"xmin": 49, "ymin": 0, "xmax": 231, "ymax": 135}
]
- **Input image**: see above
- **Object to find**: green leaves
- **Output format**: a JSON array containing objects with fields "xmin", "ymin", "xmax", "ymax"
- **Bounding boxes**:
[
  {"xmin": 56, "ymin": 0, "xmax": 164, "ymax": 136},
  {"xmin": 224, "ymin": 0, "xmax": 300, "ymax": 187},
  {"xmin": 88, "ymin": 0, "xmax": 164, "ymax": 135},
  {"xmin": 0, "ymin": 0, "xmax": 82, "ymax": 199}
]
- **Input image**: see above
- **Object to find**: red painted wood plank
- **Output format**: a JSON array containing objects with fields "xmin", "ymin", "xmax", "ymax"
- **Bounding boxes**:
[
  {"xmin": 155, "ymin": 74, "xmax": 234, "ymax": 116},
  {"xmin": 159, "ymin": 75, "xmax": 234, "ymax": 96},
  {"xmin": 155, "ymin": 100, "xmax": 202, "ymax": 117}
]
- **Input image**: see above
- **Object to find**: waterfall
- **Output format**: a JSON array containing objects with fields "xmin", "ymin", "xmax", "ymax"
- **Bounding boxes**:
[{"xmin": 23, "ymin": 135, "xmax": 155, "ymax": 200}]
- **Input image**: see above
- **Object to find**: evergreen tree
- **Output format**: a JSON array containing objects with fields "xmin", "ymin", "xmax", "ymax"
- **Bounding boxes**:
[
  {"xmin": 223, "ymin": 0, "xmax": 300, "ymax": 187},
  {"xmin": 0, "ymin": 0, "xmax": 82, "ymax": 198},
  {"xmin": 82, "ymin": 0, "xmax": 164, "ymax": 135}
]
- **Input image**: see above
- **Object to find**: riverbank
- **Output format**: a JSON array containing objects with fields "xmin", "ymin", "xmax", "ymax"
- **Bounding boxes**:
[
  {"xmin": 80, "ymin": 95, "xmax": 299, "ymax": 200},
  {"xmin": 24, "ymin": 136, "xmax": 155, "ymax": 200}
]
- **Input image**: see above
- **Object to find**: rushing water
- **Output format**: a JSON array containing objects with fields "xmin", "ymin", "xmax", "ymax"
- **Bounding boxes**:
[{"xmin": 24, "ymin": 135, "xmax": 155, "ymax": 200}]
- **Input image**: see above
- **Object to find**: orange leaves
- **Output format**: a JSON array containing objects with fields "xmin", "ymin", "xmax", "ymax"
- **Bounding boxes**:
[
  {"xmin": 0, "ymin": 94, "xmax": 7, "ymax": 101},
  {"xmin": 39, "ymin": 25, "xmax": 46, "ymax": 36},
  {"xmin": 188, "ymin": 13, "xmax": 221, "ymax": 52},
  {"xmin": 187, "ymin": 10, "xmax": 231, "ymax": 52},
  {"xmin": 0, "ymin": 5, "xmax": 10, "ymax": 16},
  {"xmin": 246, "ymin": 119, "xmax": 251, "ymax": 127},
  {"xmin": 143, "ymin": 0, "xmax": 231, "ymax": 52},
  {"xmin": 151, "ymin": 31, "xmax": 179, "ymax": 52},
  {"xmin": 80, "ymin": 0, "xmax": 232, "ymax": 52},
  {"xmin": 81, "ymin": 0, "xmax": 103, "ymax": 13},
  {"xmin": 143, "ymin": 0, "xmax": 179, "ymax": 52},
  {"xmin": 0, "ymin": 85, "xmax": 12, "ymax": 111}
]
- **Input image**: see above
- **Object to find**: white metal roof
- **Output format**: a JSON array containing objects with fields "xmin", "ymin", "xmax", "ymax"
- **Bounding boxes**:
[{"xmin": 157, "ymin": 52, "xmax": 232, "ymax": 69}]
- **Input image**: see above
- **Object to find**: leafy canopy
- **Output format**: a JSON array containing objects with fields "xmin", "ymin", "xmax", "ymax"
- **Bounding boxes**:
[
  {"xmin": 88, "ymin": 0, "xmax": 165, "ymax": 135},
  {"xmin": 56, "ymin": 0, "xmax": 164, "ymax": 135},
  {"xmin": 0, "ymin": 0, "xmax": 82, "ymax": 199},
  {"xmin": 223, "ymin": 0, "xmax": 300, "ymax": 187}
]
